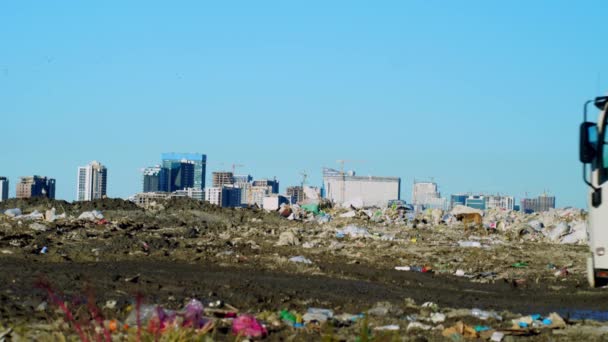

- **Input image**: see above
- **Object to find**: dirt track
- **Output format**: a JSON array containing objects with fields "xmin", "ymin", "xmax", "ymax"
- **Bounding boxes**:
[{"xmin": 2, "ymin": 258, "xmax": 607, "ymax": 325}]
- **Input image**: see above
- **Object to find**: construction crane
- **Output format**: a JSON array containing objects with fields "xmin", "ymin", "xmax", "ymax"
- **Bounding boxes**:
[
  {"xmin": 231, "ymin": 163, "xmax": 244, "ymax": 175},
  {"xmin": 300, "ymin": 171, "xmax": 308, "ymax": 188}
]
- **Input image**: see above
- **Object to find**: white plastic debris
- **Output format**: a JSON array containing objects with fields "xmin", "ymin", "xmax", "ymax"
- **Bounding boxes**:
[
  {"xmin": 430, "ymin": 312, "xmax": 446, "ymax": 323},
  {"xmin": 374, "ymin": 325, "xmax": 399, "ymax": 331},
  {"xmin": 276, "ymin": 231, "xmax": 300, "ymax": 246},
  {"xmin": 336, "ymin": 225, "xmax": 370, "ymax": 238},
  {"xmin": 78, "ymin": 210, "xmax": 104, "ymax": 221},
  {"xmin": 29, "ymin": 222, "xmax": 48, "ymax": 232},
  {"xmin": 289, "ymin": 256, "xmax": 312, "ymax": 264},
  {"xmin": 561, "ymin": 221, "xmax": 587, "ymax": 244},
  {"xmin": 45, "ymin": 208, "xmax": 57, "ymax": 222},
  {"xmin": 546, "ymin": 222, "xmax": 570, "ymax": 242},
  {"xmin": 490, "ymin": 331, "xmax": 504, "ymax": 342},
  {"xmin": 395, "ymin": 266, "xmax": 411, "ymax": 271},
  {"xmin": 20, "ymin": 210, "xmax": 44, "ymax": 220},
  {"xmin": 528, "ymin": 220, "xmax": 544, "ymax": 232},
  {"xmin": 458, "ymin": 241, "xmax": 482, "ymax": 248},
  {"xmin": 4, "ymin": 208, "xmax": 22, "ymax": 217},
  {"xmin": 339, "ymin": 211, "xmax": 357, "ymax": 218}
]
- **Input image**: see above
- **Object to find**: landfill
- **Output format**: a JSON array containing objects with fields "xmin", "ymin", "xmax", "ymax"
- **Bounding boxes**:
[{"xmin": 0, "ymin": 197, "xmax": 607, "ymax": 340}]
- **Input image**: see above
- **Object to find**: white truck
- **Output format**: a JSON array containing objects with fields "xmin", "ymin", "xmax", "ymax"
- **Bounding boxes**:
[{"xmin": 580, "ymin": 96, "xmax": 608, "ymax": 287}]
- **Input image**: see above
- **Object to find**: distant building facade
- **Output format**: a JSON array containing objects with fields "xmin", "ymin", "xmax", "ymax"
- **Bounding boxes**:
[
  {"xmin": 132, "ymin": 192, "xmax": 170, "ymax": 207},
  {"xmin": 465, "ymin": 195, "xmax": 486, "ymax": 210},
  {"xmin": 520, "ymin": 193, "xmax": 555, "ymax": 213},
  {"xmin": 77, "ymin": 161, "xmax": 107, "ymax": 201},
  {"xmin": 233, "ymin": 175, "xmax": 252, "ymax": 186},
  {"xmin": 143, "ymin": 165, "xmax": 166, "ymax": 192},
  {"xmin": 248, "ymin": 186, "xmax": 270, "ymax": 207},
  {"xmin": 172, "ymin": 187, "xmax": 205, "ymax": 201},
  {"xmin": 212, "ymin": 172, "xmax": 234, "ymax": 188},
  {"xmin": 163, "ymin": 159, "xmax": 195, "ymax": 192},
  {"xmin": 161, "ymin": 153, "xmax": 207, "ymax": 190},
  {"xmin": 286, "ymin": 186, "xmax": 305, "ymax": 204},
  {"xmin": 485, "ymin": 195, "xmax": 515, "ymax": 211},
  {"xmin": 0, "ymin": 177, "xmax": 8, "ymax": 202},
  {"xmin": 205, "ymin": 186, "xmax": 241, "ymax": 207},
  {"xmin": 263, "ymin": 194, "xmax": 289, "ymax": 210},
  {"xmin": 323, "ymin": 168, "xmax": 401, "ymax": 208},
  {"xmin": 412, "ymin": 181, "xmax": 446, "ymax": 210},
  {"xmin": 16, "ymin": 176, "xmax": 55, "ymax": 199},
  {"xmin": 450, "ymin": 194, "xmax": 468, "ymax": 209},
  {"xmin": 253, "ymin": 179, "xmax": 279, "ymax": 194}
]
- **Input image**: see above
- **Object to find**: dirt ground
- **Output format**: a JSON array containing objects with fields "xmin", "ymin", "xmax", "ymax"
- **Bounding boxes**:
[{"xmin": 1, "ymin": 198, "xmax": 607, "ymax": 341}]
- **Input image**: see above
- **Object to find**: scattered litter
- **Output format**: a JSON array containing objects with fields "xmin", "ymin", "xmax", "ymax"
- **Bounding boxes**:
[
  {"xmin": 374, "ymin": 324, "xmax": 399, "ymax": 331},
  {"xmin": 458, "ymin": 241, "xmax": 482, "ymax": 248},
  {"xmin": 232, "ymin": 315, "xmax": 267, "ymax": 338},
  {"xmin": 4, "ymin": 208, "xmax": 22, "ymax": 217},
  {"xmin": 407, "ymin": 322, "xmax": 432, "ymax": 331},
  {"xmin": 471, "ymin": 308, "xmax": 502, "ymax": 321},
  {"xmin": 289, "ymin": 256, "xmax": 312, "ymax": 264},
  {"xmin": 78, "ymin": 210, "xmax": 104, "ymax": 221},
  {"xmin": 336, "ymin": 225, "xmax": 370, "ymax": 238}
]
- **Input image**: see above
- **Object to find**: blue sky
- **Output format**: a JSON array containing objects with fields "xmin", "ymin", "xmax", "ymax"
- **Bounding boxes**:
[{"xmin": 1, "ymin": 1, "xmax": 607, "ymax": 207}]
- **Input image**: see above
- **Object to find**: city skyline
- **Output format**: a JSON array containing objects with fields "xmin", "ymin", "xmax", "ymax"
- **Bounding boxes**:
[
  {"xmin": 2, "ymin": 1, "xmax": 605, "ymax": 208},
  {"xmin": 0, "ymin": 158, "xmax": 557, "ymax": 210}
]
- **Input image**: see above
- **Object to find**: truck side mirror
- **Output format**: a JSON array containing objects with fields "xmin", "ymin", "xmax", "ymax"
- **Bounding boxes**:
[{"xmin": 580, "ymin": 122, "xmax": 597, "ymax": 164}]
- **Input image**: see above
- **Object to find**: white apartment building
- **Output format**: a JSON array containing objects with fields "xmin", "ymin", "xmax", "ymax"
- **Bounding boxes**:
[{"xmin": 77, "ymin": 161, "xmax": 107, "ymax": 201}]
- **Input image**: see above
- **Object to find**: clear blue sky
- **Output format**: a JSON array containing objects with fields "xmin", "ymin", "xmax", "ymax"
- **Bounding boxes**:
[{"xmin": 1, "ymin": 1, "xmax": 607, "ymax": 208}]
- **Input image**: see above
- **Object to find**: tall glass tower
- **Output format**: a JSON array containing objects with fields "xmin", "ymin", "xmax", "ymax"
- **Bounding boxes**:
[{"xmin": 161, "ymin": 153, "xmax": 207, "ymax": 191}]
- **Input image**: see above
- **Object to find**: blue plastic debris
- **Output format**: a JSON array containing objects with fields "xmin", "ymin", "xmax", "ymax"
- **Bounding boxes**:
[{"xmin": 474, "ymin": 325, "xmax": 491, "ymax": 332}]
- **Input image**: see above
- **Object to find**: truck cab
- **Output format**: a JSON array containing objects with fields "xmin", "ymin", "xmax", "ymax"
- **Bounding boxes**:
[{"xmin": 580, "ymin": 96, "xmax": 608, "ymax": 287}]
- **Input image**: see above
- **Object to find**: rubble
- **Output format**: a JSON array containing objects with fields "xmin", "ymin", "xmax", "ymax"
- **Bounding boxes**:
[{"xmin": 0, "ymin": 198, "xmax": 601, "ymax": 340}]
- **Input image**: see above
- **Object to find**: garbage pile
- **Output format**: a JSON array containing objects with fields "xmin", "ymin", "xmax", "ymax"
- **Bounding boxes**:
[
  {"xmin": 268, "ymin": 201, "xmax": 588, "ymax": 245},
  {"xmin": 0, "ymin": 198, "xmax": 602, "ymax": 341},
  {"xmin": 9, "ymin": 287, "xmax": 608, "ymax": 341}
]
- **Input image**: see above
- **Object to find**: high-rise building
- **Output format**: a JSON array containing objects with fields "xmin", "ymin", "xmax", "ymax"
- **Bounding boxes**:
[
  {"xmin": 77, "ymin": 161, "xmax": 107, "ymax": 201},
  {"xmin": 253, "ymin": 178, "xmax": 279, "ymax": 194},
  {"xmin": 485, "ymin": 195, "xmax": 515, "ymax": 211},
  {"xmin": 143, "ymin": 165, "xmax": 167, "ymax": 192},
  {"xmin": 205, "ymin": 187, "xmax": 223, "ymax": 206},
  {"xmin": 286, "ymin": 186, "xmax": 305, "ymax": 204},
  {"xmin": 205, "ymin": 186, "xmax": 241, "ymax": 207},
  {"xmin": 233, "ymin": 174, "xmax": 253, "ymax": 206},
  {"xmin": 162, "ymin": 160, "xmax": 195, "ymax": 192},
  {"xmin": 16, "ymin": 176, "xmax": 55, "ymax": 199},
  {"xmin": 248, "ymin": 186, "xmax": 270, "ymax": 207},
  {"xmin": 233, "ymin": 174, "xmax": 252, "ymax": 187},
  {"xmin": 212, "ymin": 172, "xmax": 234, "ymax": 188},
  {"xmin": 161, "ymin": 153, "xmax": 207, "ymax": 190},
  {"xmin": 521, "ymin": 193, "xmax": 555, "ymax": 213},
  {"xmin": 224, "ymin": 186, "xmax": 242, "ymax": 208},
  {"xmin": 0, "ymin": 177, "xmax": 8, "ymax": 202}
]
